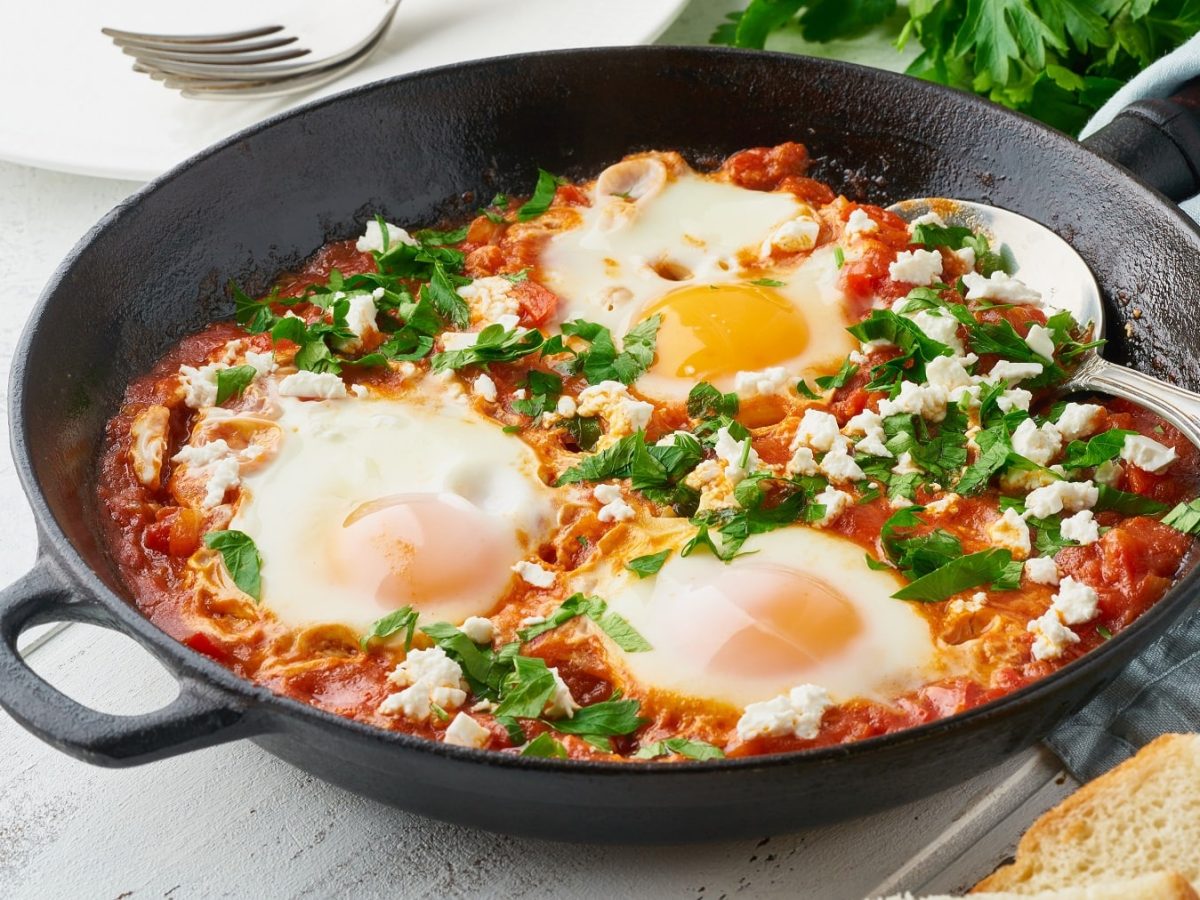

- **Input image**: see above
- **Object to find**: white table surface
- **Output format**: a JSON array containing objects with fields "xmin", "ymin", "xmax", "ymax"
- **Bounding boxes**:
[{"xmin": 0, "ymin": 3, "xmax": 1077, "ymax": 897}]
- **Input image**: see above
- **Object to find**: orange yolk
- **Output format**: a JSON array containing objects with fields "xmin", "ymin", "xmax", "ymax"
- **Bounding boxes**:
[
  {"xmin": 329, "ymin": 493, "xmax": 513, "ymax": 618},
  {"xmin": 642, "ymin": 282, "xmax": 810, "ymax": 381},
  {"xmin": 701, "ymin": 563, "xmax": 862, "ymax": 677}
]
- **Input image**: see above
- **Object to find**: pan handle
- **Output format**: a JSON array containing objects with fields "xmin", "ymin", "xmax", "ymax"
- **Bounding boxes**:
[
  {"xmin": 0, "ymin": 556, "xmax": 260, "ymax": 767},
  {"xmin": 1082, "ymin": 77, "xmax": 1200, "ymax": 204}
]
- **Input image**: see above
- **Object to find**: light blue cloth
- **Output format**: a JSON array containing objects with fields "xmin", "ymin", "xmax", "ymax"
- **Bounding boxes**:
[{"xmin": 1045, "ymin": 35, "xmax": 1200, "ymax": 780}]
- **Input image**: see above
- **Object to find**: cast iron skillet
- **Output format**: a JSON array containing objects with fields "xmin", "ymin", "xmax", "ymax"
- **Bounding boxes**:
[{"xmin": 4, "ymin": 47, "xmax": 1200, "ymax": 844}]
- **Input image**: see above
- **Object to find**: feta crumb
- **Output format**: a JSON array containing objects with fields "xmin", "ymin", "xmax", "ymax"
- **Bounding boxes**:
[
  {"xmin": 924, "ymin": 493, "xmax": 961, "ymax": 516},
  {"xmin": 243, "ymin": 350, "xmax": 276, "ymax": 377},
  {"xmin": 1025, "ymin": 556, "xmax": 1060, "ymax": 586},
  {"xmin": 512, "ymin": 389, "xmax": 528, "ymax": 401},
  {"xmin": 988, "ymin": 360, "xmax": 1044, "ymax": 384},
  {"xmin": 441, "ymin": 331, "xmax": 481, "ymax": 352},
  {"xmin": 1060, "ymin": 509, "xmax": 1100, "ymax": 545},
  {"xmin": 954, "ymin": 246, "xmax": 977, "ymax": 269},
  {"xmin": 996, "ymin": 388, "xmax": 1033, "ymax": 413},
  {"xmin": 1093, "ymin": 458, "xmax": 1122, "ymax": 486},
  {"xmin": 924, "ymin": 355, "xmax": 973, "ymax": 391},
  {"xmin": 685, "ymin": 458, "xmax": 740, "ymax": 512},
  {"xmin": 351, "ymin": 384, "xmax": 369, "ymax": 398},
  {"xmin": 909, "ymin": 211, "xmax": 946, "ymax": 229},
  {"xmin": 792, "ymin": 409, "xmax": 842, "ymax": 453},
  {"xmin": 1052, "ymin": 576, "xmax": 1100, "ymax": 624},
  {"xmin": 201, "ymin": 456, "xmax": 240, "ymax": 508},
  {"xmin": 1024, "ymin": 323, "xmax": 1056, "ymax": 360},
  {"xmin": 811, "ymin": 485, "xmax": 852, "ymax": 528},
  {"xmin": 1011, "ymin": 418, "xmax": 1063, "ymax": 466},
  {"xmin": 786, "ymin": 446, "xmax": 820, "ymax": 476},
  {"xmin": 845, "ymin": 208, "xmax": 879, "ymax": 237},
  {"xmin": 877, "ymin": 380, "xmax": 949, "ymax": 422},
  {"xmin": 512, "ymin": 560, "xmax": 556, "ymax": 588},
  {"xmin": 179, "ymin": 362, "xmax": 226, "ymax": 409},
  {"xmin": 594, "ymin": 483, "xmax": 635, "ymax": 523},
  {"xmin": 988, "ymin": 506, "xmax": 1031, "ymax": 559},
  {"xmin": 1054, "ymin": 403, "xmax": 1103, "ymax": 442},
  {"xmin": 962, "ymin": 271, "xmax": 1041, "ymax": 304},
  {"xmin": 889, "ymin": 249, "xmax": 943, "ymax": 285},
  {"xmin": 1028, "ymin": 609, "xmax": 1080, "ymax": 661},
  {"xmin": 544, "ymin": 668, "xmax": 580, "ymax": 720},
  {"xmin": 471, "ymin": 373, "xmax": 498, "ymax": 403},
  {"xmin": 519, "ymin": 615, "xmax": 546, "ymax": 627},
  {"xmin": 379, "ymin": 647, "xmax": 467, "ymax": 721},
  {"xmin": 714, "ymin": 426, "xmax": 759, "ymax": 483},
  {"xmin": 556, "ymin": 395, "xmax": 577, "ymax": 418},
  {"xmin": 576, "ymin": 380, "xmax": 653, "ymax": 438},
  {"xmin": 892, "ymin": 452, "xmax": 922, "ymax": 476},
  {"xmin": 457, "ymin": 276, "xmax": 521, "ymax": 325},
  {"xmin": 736, "ymin": 684, "xmax": 833, "ymax": 741},
  {"xmin": 1024, "ymin": 480, "xmax": 1098, "ymax": 518},
  {"xmin": 172, "ymin": 438, "xmax": 233, "ymax": 468},
  {"xmin": 1121, "ymin": 434, "xmax": 1176, "ymax": 474},
  {"xmin": 357, "ymin": 220, "xmax": 417, "ymax": 254},
  {"xmin": 819, "ymin": 445, "xmax": 865, "ymax": 483},
  {"xmin": 443, "ymin": 712, "xmax": 490, "ymax": 749},
  {"xmin": 734, "ymin": 366, "xmax": 789, "ymax": 398},
  {"xmin": 460, "ymin": 616, "xmax": 495, "ymax": 645},
  {"xmin": 278, "ymin": 370, "xmax": 348, "ymax": 400},
  {"xmin": 761, "ymin": 216, "xmax": 820, "ymax": 256},
  {"xmin": 910, "ymin": 310, "xmax": 964, "ymax": 356},
  {"xmin": 340, "ymin": 293, "xmax": 379, "ymax": 350}
]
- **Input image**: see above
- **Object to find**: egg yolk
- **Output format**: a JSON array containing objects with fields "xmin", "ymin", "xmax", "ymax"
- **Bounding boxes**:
[
  {"xmin": 642, "ymin": 283, "xmax": 810, "ymax": 381},
  {"xmin": 328, "ymin": 493, "xmax": 514, "ymax": 618},
  {"xmin": 702, "ymin": 563, "xmax": 862, "ymax": 677}
]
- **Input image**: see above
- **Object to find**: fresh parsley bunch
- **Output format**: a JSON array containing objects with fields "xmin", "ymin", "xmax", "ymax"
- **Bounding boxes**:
[{"xmin": 712, "ymin": 0, "xmax": 1200, "ymax": 134}]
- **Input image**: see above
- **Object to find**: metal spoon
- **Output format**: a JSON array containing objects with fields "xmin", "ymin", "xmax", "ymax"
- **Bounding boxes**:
[{"xmin": 887, "ymin": 198, "xmax": 1200, "ymax": 448}]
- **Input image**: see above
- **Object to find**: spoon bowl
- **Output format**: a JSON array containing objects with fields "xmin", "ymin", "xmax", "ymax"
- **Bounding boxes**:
[{"xmin": 888, "ymin": 198, "xmax": 1200, "ymax": 447}]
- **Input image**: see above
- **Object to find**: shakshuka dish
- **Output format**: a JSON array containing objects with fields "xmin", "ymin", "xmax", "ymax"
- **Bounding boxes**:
[{"xmin": 98, "ymin": 144, "xmax": 1200, "ymax": 762}]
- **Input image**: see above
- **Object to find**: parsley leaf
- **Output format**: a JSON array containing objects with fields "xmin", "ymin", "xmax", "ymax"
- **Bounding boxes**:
[
  {"xmin": 815, "ymin": 359, "xmax": 858, "ymax": 391},
  {"xmin": 1164, "ymin": 498, "xmax": 1200, "ymax": 535},
  {"xmin": 203, "ymin": 530, "xmax": 262, "ymax": 601},
  {"xmin": 494, "ymin": 655, "xmax": 559, "ymax": 718},
  {"xmin": 635, "ymin": 737, "xmax": 725, "ymax": 761},
  {"xmin": 553, "ymin": 317, "xmax": 661, "ymax": 386},
  {"xmin": 1061, "ymin": 429, "xmax": 1136, "ymax": 470},
  {"xmin": 215, "ymin": 365, "xmax": 257, "ymax": 405},
  {"xmin": 431, "ymin": 324, "xmax": 545, "ymax": 371},
  {"xmin": 1094, "ymin": 484, "xmax": 1167, "ymax": 517},
  {"xmin": 687, "ymin": 382, "xmax": 739, "ymax": 419},
  {"xmin": 892, "ymin": 548, "xmax": 1019, "ymax": 602},
  {"xmin": 521, "ymin": 732, "xmax": 568, "ymax": 758},
  {"xmin": 518, "ymin": 594, "xmax": 652, "ymax": 652},
  {"xmin": 360, "ymin": 606, "xmax": 419, "ymax": 650},
  {"xmin": 516, "ymin": 169, "xmax": 564, "ymax": 222},
  {"xmin": 627, "ymin": 550, "xmax": 671, "ymax": 578},
  {"xmin": 550, "ymin": 696, "xmax": 645, "ymax": 737}
]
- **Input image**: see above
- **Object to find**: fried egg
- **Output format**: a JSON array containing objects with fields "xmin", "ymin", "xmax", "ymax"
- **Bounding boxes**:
[
  {"xmin": 538, "ymin": 158, "xmax": 858, "ymax": 400},
  {"xmin": 580, "ymin": 527, "xmax": 946, "ymax": 708},
  {"xmin": 230, "ymin": 395, "xmax": 554, "ymax": 632}
]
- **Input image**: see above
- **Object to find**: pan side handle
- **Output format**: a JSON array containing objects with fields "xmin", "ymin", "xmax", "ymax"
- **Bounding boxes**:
[
  {"xmin": 1082, "ymin": 77, "xmax": 1200, "ymax": 204},
  {"xmin": 0, "ymin": 555, "xmax": 263, "ymax": 767}
]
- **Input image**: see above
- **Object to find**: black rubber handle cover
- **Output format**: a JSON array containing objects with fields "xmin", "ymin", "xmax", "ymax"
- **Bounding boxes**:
[{"xmin": 1082, "ymin": 77, "xmax": 1200, "ymax": 203}]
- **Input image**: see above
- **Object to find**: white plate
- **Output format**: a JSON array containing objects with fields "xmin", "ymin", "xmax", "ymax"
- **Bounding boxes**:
[{"xmin": 0, "ymin": 0, "xmax": 688, "ymax": 181}]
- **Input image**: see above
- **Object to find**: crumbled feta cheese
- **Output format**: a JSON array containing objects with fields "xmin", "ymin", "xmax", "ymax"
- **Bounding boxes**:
[
  {"xmin": 379, "ymin": 647, "xmax": 467, "ymax": 721},
  {"xmin": 996, "ymin": 388, "xmax": 1033, "ymax": 413},
  {"xmin": 910, "ymin": 310, "xmax": 964, "ymax": 356},
  {"xmin": 519, "ymin": 615, "xmax": 546, "ymax": 627},
  {"xmin": 761, "ymin": 216, "xmax": 820, "ymax": 256},
  {"xmin": 811, "ymin": 486, "xmax": 852, "ymax": 528},
  {"xmin": 357, "ymin": 220, "xmax": 417, "ymax": 254},
  {"xmin": 786, "ymin": 446, "xmax": 820, "ymax": 476},
  {"xmin": 1011, "ymin": 418, "xmax": 1063, "ymax": 466},
  {"xmin": 179, "ymin": 362, "xmax": 226, "ymax": 409},
  {"xmin": 845, "ymin": 208, "xmax": 879, "ymax": 237},
  {"xmin": 655, "ymin": 430, "xmax": 695, "ymax": 448},
  {"xmin": 594, "ymin": 483, "xmax": 636, "ymax": 523},
  {"xmin": 989, "ymin": 360, "xmax": 1044, "ymax": 384},
  {"xmin": 471, "ymin": 373, "xmax": 498, "ymax": 403},
  {"xmin": 278, "ymin": 371, "xmax": 348, "ymax": 399},
  {"xmin": 457, "ymin": 275, "xmax": 521, "ymax": 325},
  {"xmin": 1121, "ymin": 434, "xmax": 1176, "ymax": 474},
  {"xmin": 576, "ymin": 380, "xmax": 653, "ymax": 438},
  {"xmin": 1052, "ymin": 576, "xmax": 1100, "ymax": 624},
  {"xmin": 819, "ymin": 445, "xmax": 865, "ymax": 483},
  {"xmin": 1054, "ymin": 403, "xmax": 1103, "ymax": 442},
  {"xmin": 243, "ymin": 350, "xmax": 276, "ymax": 377},
  {"xmin": 1024, "ymin": 480, "xmax": 1098, "ymax": 518},
  {"xmin": 892, "ymin": 451, "xmax": 922, "ymax": 476},
  {"xmin": 1024, "ymin": 323, "xmax": 1056, "ymax": 360},
  {"xmin": 714, "ymin": 426, "xmax": 759, "ymax": 483},
  {"xmin": 792, "ymin": 409, "xmax": 842, "ymax": 453},
  {"xmin": 954, "ymin": 246, "xmax": 976, "ymax": 269},
  {"xmin": 1093, "ymin": 458, "xmax": 1122, "ymax": 486},
  {"xmin": 441, "ymin": 331, "xmax": 480, "ymax": 352},
  {"xmin": 736, "ymin": 684, "xmax": 833, "ymax": 741},
  {"xmin": 734, "ymin": 366, "xmax": 789, "ymax": 398},
  {"xmin": 962, "ymin": 271, "xmax": 1041, "ymax": 304},
  {"xmin": 1060, "ymin": 509, "xmax": 1100, "ymax": 545},
  {"xmin": 988, "ymin": 507, "xmax": 1031, "ymax": 559},
  {"xmin": 201, "ymin": 456, "xmax": 240, "ymax": 508},
  {"xmin": 853, "ymin": 428, "xmax": 892, "ymax": 459},
  {"xmin": 889, "ymin": 249, "xmax": 943, "ymax": 285},
  {"xmin": 172, "ymin": 438, "xmax": 233, "ymax": 468},
  {"xmin": 924, "ymin": 355, "xmax": 973, "ymax": 390},
  {"xmin": 924, "ymin": 493, "xmax": 961, "ymax": 516},
  {"xmin": 512, "ymin": 388, "xmax": 528, "ymax": 401},
  {"xmin": 1028, "ymin": 609, "xmax": 1080, "ymax": 661},
  {"xmin": 460, "ymin": 616, "xmax": 495, "ymax": 645},
  {"xmin": 686, "ymin": 458, "xmax": 740, "ymax": 512},
  {"xmin": 443, "ymin": 712, "xmax": 490, "ymax": 749},
  {"xmin": 340, "ymin": 293, "xmax": 378, "ymax": 350},
  {"xmin": 544, "ymin": 668, "xmax": 580, "ymax": 720},
  {"xmin": 1025, "ymin": 556, "xmax": 1060, "ymax": 586},
  {"xmin": 909, "ymin": 211, "xmax": 946, "ymax": 229},
  {"xmin": 877, "ymin": 380, "xmax": 949, "ymax": 422},
  {"xmin": 512, "ymin": 560, "xmax": 555, "ymax": 588}
]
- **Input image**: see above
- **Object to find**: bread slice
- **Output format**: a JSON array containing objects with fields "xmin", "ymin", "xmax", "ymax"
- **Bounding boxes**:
[
  {"xmin": 973, "ymin": 733, "xmax": 1200, "ymax": 893},
  {"xmin": 880, "ymin": 870, "xmax": 1197, "ymax": 898}
]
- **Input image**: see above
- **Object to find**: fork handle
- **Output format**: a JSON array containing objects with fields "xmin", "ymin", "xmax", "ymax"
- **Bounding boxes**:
[{"xmin": 1070, "ymin": 355, "xmax": 1200, "ymax": 448}]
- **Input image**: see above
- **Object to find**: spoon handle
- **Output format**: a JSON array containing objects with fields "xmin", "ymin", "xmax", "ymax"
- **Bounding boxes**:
[{"xmin": 1071, "ymin": 356, "xmax": 1200, "ymax": 447}]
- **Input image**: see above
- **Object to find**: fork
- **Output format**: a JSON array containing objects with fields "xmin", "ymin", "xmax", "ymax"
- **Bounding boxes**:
[{"xmin": 103, "ymin": 0, "xmax": 400, "ymax": 99}]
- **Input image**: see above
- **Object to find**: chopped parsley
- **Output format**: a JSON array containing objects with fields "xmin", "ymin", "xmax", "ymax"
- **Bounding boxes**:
[
  {"xmin": 635, "ymin": 737, "xmax": 725, "ymax": 761},
  {"xmin": 1164, "ymin": 498, "xmax": 1200, "ymax": 535},
  {"xmin": 214, "ymin": 365, "xmax": 257, "ymax": 405},
  {"xmin": 521, "ymin": 732, "xmax": 568, "ymax": 758},
  {"xmin": 546, "ymin": 316, "xmax": 661, "ymax": 386},
  {"xmin": 360, "ymin": 606, "xmax": 420, "ymax": 650},
  {"xmin": 518, "ymin": 593, "xmax": 652, "ymax": 652},
  {"xmin": 892, "ymin": 548, "xmax": 1022, "ymax": 603},
  {"xmin": 516, "ymin": 169, "xmax": 565, "ymax": 222},
  {"xmin": 430, "ymin": 323, "xmax": 545, "ymax": 372},
  {"xmin": 626, "ymin": 550, "xmax": 671, "ymax": 578}
]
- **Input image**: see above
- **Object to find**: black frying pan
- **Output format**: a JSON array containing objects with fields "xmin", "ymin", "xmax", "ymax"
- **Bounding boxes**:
[{"xmin": 4, "ymin": 47, "xmax": 1200, "ymax": 844}]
